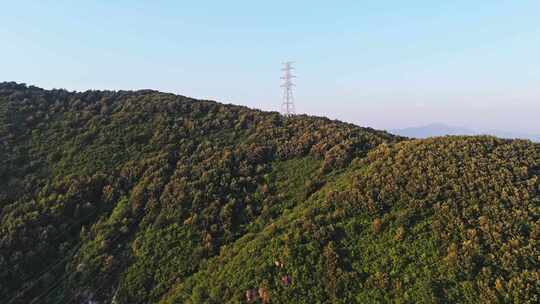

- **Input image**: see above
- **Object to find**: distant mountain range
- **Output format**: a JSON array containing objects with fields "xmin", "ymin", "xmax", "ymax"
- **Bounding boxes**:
[{"xmin": 391, "ymin": 123, "xmax": 540, "ymax": 142}]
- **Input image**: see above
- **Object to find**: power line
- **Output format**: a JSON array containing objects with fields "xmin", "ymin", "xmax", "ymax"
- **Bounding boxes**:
[{"xmin": 4, "ymin": 208, "xmax": 104, "ymax": 304}]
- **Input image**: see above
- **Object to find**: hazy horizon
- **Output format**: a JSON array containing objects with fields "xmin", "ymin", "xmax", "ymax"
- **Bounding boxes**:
[{"xmin": 2, "ymin": 1, "xmax": 539, "ymax": 134}]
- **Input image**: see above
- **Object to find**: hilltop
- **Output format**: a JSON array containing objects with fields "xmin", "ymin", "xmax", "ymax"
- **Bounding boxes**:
[{"xmin": 1, "ymin": 82, "xmax": 539, "ymax": 303}]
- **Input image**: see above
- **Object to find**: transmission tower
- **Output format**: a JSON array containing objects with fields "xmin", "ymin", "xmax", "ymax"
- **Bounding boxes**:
[{"xmin": 281, "ymin": 61, "xmax": 296, "ymax": 116}]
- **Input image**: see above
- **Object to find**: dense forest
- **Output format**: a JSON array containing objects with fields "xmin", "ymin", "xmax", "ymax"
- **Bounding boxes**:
[{"xmin": 0, "ymin": 82, "xmax": 539, "ymax": 303}]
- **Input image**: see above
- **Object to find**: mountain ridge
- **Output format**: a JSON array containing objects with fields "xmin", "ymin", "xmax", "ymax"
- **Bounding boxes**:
[
  {"xmin": 1, "ymin": 82, "xmax": 539, "ymax": 303},
  {"xmin": 391, "ymin": 123, "xmax": 540, "ymax": 142}
]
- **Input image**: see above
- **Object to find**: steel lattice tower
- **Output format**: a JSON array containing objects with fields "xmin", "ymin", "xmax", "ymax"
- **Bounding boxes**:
[{"xmin": 280, "ymin": 61, "xmax": 296, "ymax": 116}]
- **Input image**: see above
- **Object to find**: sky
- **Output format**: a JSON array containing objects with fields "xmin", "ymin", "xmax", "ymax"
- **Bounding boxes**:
[{"xmin": 1, "ymin": 1, "xmax": 540, "ymax": 134}]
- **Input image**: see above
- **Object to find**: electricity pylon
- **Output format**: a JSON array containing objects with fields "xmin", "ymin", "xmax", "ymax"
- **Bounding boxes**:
[{"xmin": 281, "ymin": 61, "xmax": 296, "ymax": 116}]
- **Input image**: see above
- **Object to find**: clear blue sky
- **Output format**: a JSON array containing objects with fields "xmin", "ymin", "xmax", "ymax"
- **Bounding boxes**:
[{"xmin": 2, "ymin": 1, "xmax": 539, "ymax": 133}]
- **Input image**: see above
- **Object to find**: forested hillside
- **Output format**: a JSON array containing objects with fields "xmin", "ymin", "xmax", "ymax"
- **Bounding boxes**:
[{"xmin": 1, "ymin": 82, "xmax": 539, "ymax": 303}]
